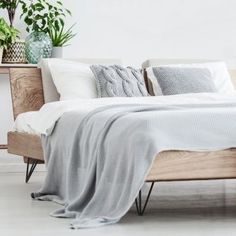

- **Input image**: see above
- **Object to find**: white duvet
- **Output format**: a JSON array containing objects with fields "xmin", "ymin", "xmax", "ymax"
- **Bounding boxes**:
[{"xmin": 13, "ymin": 92, "xmax": 236, "ymax": 136}]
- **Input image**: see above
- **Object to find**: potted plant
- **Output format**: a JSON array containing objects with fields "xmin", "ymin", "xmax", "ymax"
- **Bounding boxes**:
[
  {"xmin": 49, "ymin": 23, "xmax": 76, "ymax": 58},
  {"xmin": 20, "ymin": 0, "xmax": 76, "ymax": 62},
  {"xmin": 0, "ymin": 0, "xmax": 27, "ymax": 63},
  {"xmin": 0, "ymin": 18, "xmax": 20, "ymax": 63}
]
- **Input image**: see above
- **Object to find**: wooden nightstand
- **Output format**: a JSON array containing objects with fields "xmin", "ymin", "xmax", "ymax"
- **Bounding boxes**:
[{"xmin": 0, "ymin": 63, "xmax": 37, "ymax": 150}]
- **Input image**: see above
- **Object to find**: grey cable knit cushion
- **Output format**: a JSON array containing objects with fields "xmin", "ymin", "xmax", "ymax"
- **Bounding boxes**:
[
  {"xmin": 152, "ymin": 67, "xmax": 217, "ymax": 95},
  {"xmin": 90, "ymin": 65, "xmax": 149, "ymax": 97}
]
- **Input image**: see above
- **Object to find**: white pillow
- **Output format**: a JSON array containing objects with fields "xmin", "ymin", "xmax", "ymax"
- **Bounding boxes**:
[
  {"xmin": 47, "ymin": 59, "xmax": 98, "ymax": 100},
  {"xmin": 146, "ymin": 61, "xmax": 234, "ymax": 96},
  {"xmin": 38, "ymin": 59, "xmax": 60, "ymax": 103}
]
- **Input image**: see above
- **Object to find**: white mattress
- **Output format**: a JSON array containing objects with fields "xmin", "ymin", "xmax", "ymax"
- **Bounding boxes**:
[{"xmin": 13, "ymin": 93, "xmax": 236, "ymax": 136}]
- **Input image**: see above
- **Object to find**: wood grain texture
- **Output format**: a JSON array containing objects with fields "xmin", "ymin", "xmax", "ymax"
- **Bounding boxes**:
[
  {"xmin": 8, "ymin": 132, "xmax": 44, "ymax": 161},
  {"xmin": 23, "ymin": 156, "xmax": 44, "ymax": 164},
  {"xmin": 0, "ymin": 68, "xmax": 9, "ymax": 74},
  {"xmin": 0, "ymin": 64, "xmax": 37, "ymax": 75},
  {"xmin": 9, "ymin": 68, "xmax": 45, "ymax": 120},
  {"xmin": 146, "ymin": 149, "xmax": 236, "ymax": 182}
]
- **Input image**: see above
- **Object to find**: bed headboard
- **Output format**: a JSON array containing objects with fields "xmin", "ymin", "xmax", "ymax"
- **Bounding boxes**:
[
  {"xmin": 142, "ymin": 59, "xmax": 236, "ymax": 95},
  {"xmin": 9, "ymin": 68, "xmax": 44, "ymax": 120}
]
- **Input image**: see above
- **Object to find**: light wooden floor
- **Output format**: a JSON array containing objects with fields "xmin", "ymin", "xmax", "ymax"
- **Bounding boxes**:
[{"xmin": 1, "ymin": 172, "xmax": 236, "ymax": 236}]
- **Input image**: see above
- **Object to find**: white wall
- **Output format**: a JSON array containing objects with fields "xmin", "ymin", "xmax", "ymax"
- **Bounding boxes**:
[
  {"xmin": 65, "ymin": 0, "xmax": 236, "ymax": 66},
  {"xmin": 1, "ymin": 0, "xmax": 236, "ymax": 170}
]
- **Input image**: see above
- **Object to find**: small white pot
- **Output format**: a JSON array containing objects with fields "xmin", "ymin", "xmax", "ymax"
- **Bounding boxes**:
[
  {"xmin": 51, "ymin": 47, "xmax": 63, "ymax": 58},
  {"xmin": 0, "ymin": 48, "xmax": 3, "ymax": 64}
]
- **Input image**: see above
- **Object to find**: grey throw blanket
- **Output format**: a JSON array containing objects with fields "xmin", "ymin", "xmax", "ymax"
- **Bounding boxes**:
[{"xmin": 33, "ymin": 103, "xmax": 236, "ymax": 228}]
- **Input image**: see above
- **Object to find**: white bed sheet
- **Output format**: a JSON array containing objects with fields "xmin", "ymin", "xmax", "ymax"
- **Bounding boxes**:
[
  {"xmin": 13, "ymin": 111, "xmax": 40, "ymax": 135},
  {"xmin": 13, "ymin": 92, "xmax": 236, "ymax": 136}
]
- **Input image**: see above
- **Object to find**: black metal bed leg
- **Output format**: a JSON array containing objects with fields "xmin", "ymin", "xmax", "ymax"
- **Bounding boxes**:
[
  {"xmin": 25, "ymin": 158, "xmax": 38, "ymax": 183},
  {"xmin": 135, "ymin": 182, "xmax": 155, "ymax": 216}
]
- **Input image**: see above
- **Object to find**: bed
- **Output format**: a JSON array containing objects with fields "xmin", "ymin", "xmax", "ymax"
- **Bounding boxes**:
[{"xmin": 6, "ymin": 58, "xmax": 236, "ymax": 227}]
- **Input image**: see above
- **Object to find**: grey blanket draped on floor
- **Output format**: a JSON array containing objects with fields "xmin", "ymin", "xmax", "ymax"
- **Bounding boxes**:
[{"xmin": 33, "ymin": 103, "xmax": 236, "ymax": 228}]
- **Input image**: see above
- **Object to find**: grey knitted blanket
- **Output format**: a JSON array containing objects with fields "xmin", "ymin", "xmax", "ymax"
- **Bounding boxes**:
[{"xmin": 33, "ymin": 103, "xmax": 236, "ymax": 228}]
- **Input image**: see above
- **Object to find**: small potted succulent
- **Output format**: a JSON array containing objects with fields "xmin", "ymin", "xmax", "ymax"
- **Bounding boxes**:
[
  {"xmin": 20, "ymin": 0, "xmax": 76, "ymax": 63},
  {"xmin": 0, "ymin": 18, "xmax": 20, "ymax": 64},
  {"xmin": 49, "ymin": 23, "xmax": 76, "ymax": 58}
]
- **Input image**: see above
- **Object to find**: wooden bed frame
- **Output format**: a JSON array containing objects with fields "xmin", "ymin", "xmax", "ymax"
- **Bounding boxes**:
[{"xmin": 6, "ymin": 67, "xmax": 236, "ymax": 214}]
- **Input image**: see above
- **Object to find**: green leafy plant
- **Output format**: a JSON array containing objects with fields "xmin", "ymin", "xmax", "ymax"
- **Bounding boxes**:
[
  {"xmin": 0, "ymin": 17, "xmax": 19, "ymax": 49},
  {"xmin": 49, "ymin": 23, "xmax": 76, "ymax": 47},
  {"xmin": 0, "ymin": 0, "xmax": 20, "ymax": 27},
  {"xmin": 20, "ymin": 0, "xmax": 72, "ymax": 34},
  {"xmin": 20, "ymin": 0, "xmax": 76, "ymax": 46}
]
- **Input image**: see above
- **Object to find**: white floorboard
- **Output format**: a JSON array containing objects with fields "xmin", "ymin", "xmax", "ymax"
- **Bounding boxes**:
[{"xmin": 1, "ymin": 172, "xmax": 236, "ymax": 236}]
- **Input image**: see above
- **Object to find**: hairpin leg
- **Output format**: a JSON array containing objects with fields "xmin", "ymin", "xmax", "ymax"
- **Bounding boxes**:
[
  {"xmin": 25, "ymin": 158, "xmax": 38, "ymax": 183},
  {"xmin": 135, "ymin": 182, "xmax": 155, "ymax": 216}
]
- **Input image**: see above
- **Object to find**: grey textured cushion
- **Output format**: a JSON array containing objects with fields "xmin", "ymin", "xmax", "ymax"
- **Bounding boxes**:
[
  {"xmin": 152, "ymin": 67, "xmax": 217, "ymax": 95},
  {"xmin": 90, "ymin": 65, "xmax": 148, "ymax": 97}
]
